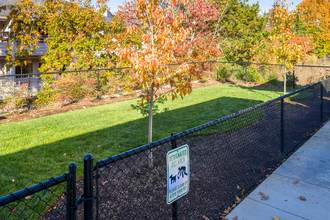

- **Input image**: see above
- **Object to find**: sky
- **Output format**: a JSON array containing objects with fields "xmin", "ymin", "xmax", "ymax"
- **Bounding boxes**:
[
  {"xmin": 105, "ymin": 0, "xmax": 303, "ymax": 14},
  {"xmin": 248, "ymin": 0, "xmax": 303, "ymax": 13}
]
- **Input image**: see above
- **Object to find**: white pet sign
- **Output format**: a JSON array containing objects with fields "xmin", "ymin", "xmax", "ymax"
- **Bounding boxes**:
[{"xmin": 167, "ymin": 144, "xmax": 190, "ymax": 204}]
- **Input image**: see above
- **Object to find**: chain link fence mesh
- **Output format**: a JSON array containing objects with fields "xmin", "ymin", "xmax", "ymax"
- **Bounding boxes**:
[
  {"xmin": 92, "ymin": 140, "xmax": 173, "ymax": 219},
  {"xmin": 84, "ymin": 79, "xmax": 330, "ymax": 219},
  {"xmin": 1, "ymin": 61, "xmax": 329, "ymax": 108},
  {"xmin": 1, "ymin": 78, "xmax": 330, "ymax": 219},
  {"xmin": 0, "ymin": 175, "xmax": 68, "ymax": 220}
]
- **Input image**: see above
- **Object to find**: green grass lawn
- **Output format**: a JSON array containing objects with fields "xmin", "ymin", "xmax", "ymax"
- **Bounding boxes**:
[{"xmin": 0, "ymin": 84, "xmax": 286, "ymax": 198}]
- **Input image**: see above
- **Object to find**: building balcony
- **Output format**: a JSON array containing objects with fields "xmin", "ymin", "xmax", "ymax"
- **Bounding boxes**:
[
  {"xmin": 0, "ymin": 42, "xmax": 48, "ymax": 56},
  {"xmin": 0, "ymin": 34, "xmax": 48, "ymax": 57}
]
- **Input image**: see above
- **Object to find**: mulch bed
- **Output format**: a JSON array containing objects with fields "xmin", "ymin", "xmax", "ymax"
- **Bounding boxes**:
[
  {"xmin": 44, "ymin": 88, "xmax": 328, "ymax": 219},
  {"xmin": 0, "ymin": 80, "xmax": 281, "ymax": 125}
]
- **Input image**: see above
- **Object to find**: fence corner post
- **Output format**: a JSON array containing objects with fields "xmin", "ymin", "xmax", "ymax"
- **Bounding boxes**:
[
  {"xmin": 245, "ymin": 63, "xmax": 248, "ymax": 83},
  {"xmin": 84, "ymin": 154, "xmax": 94, "ymax": 220},
  {"xmin": 67, "ymin": 162, "xmax": 77, "ymax": 220},
  {"xmin": 28, "ymin": 72, "xmax": 31, "ymax": 95},
  {"xmin": 97, "ymin": 70, "xmax": 100, "ymax": 91},
  {"xmin": 320, "ymin": 83, "xmax": 324, "ymax": 123},
  {"xmin": 292, "ymin": 69, "xmax": 296, "ymax": 90},
  {"xmin": 170, "ymin": 133, "xmax": 178, "ymax": 220},
  {"xmin": 280, "ymin": 98, "xmax": 284, "ymax": 156}
]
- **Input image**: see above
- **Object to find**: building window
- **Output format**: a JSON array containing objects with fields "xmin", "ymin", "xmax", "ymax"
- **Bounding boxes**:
[{"xmin": 15, "ymin": 62, "xmax": 33, "ymax": 78}]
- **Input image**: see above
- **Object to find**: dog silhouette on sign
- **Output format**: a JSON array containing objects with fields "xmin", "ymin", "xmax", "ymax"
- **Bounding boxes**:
[
  {"xmin": 177, "ymin": 166, "xmax": 188, "ymax": 179},
  {"xmin": 169, "ymin": 174, "xmax": 177, "ymax": 184}
]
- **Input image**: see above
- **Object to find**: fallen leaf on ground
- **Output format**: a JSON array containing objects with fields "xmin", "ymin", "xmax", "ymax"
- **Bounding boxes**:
[
  {"xmin": 223, "ymin": 209, "xmax": 230, "ymax": 214},
  {"xmin": 25, "ymin": 196, "xmax": 31, "ymax": 200},
  {"xmin": 293, "ymin": 180, "xmax": 299, "ymax": 184},
  {"xmin": 63, "ymin": 153, "xmax": 67, "ymax": 156},
  {"xmin": 273, "ymin": 216, "xmax": 280, "ymax": 220},
  {"xmin": 261, "ymin": 195, "xmax": 269, "ymax": 200},
  {"xmin": 97, "ymin": 145, "xmax": 101, "ymax": 148},
  {"xmin": 259, "ymin": 192, "xmax": 269, "ymax": 200},
  {"xmin": 293, "ymin": 156, "xmax": 300, "ymax": 160},
  {"xmin": 72, "ymin": 115, "xmax": 77, "ymax": 118},
  {"xmin": 299, "ymin": 196, "xmax": 307, "ymax": 201},
  {"xmin": 11, "ymin": 179, "xmax": 15, "ymax": 183}
]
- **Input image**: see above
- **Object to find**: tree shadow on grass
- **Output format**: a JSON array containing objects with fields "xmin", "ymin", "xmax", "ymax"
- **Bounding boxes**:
[
  {"xmin": 1, "ymin": 91, "xmax": 327, "ymax": 219},
  {"xmin": 0, "ymin": 96, "xmax": 266, "ymax": 197}
]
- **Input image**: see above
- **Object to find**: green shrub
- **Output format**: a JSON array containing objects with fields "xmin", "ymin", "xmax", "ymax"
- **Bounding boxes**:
[
  {"xmin": 236, "ymin": 67, "xmax": 262, "ymax": 82},
  {"xmin": 34, "ymin": 85, "xmax": 57, "ymax": 107},
  {"xmin": 52, "ymin": 74, "xmax": 99, "ymax": 105},
  {"xmin": 0, "ymin": 82, "xmax": 30, "ymax": 113},
  {"xmin": 214, "ymin": 65, "xmax": 231, "ymax": 81},
  {"xmin": 286, "ymin": 71, "xmax": 298, "ymax": 87}
]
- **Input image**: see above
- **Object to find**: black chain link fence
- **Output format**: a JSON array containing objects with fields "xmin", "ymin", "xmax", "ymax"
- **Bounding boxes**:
[
  {"xmin": 79, "ymin": 78, "xmax": 330, "ymax": 219},
  {"xmin": 0, "ymin": 175, "xmax": 67, "ymax": 219},
  {"xmin": 0, "ymin": 163, "xmax": 78, "ymax": 220},
  {"xmin": 1, "ymin": 78, "xmax": 330, "ymax": 219},
  {"xmin": 1, "ymin": 61, "xmax": 329, "ymax": 110}
]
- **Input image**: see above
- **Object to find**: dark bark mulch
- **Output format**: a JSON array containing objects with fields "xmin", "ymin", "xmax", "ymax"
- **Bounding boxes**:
[{"xmin": 44, "ymin": 88, "xmax": 329, "ymax": 219}]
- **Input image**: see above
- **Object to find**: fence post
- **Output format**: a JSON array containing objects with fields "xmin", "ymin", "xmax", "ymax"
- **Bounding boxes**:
[
  {"xmin": 245, "ymin": 63, "xmax": 248, "ymax": 83},
  {"xmin": 171, "ymin": 133, "xmax": 178, "ymax": 220},
  {"xmin": 84, "ymin": 154, "xmax": 94, "ymax": 220},
  {"xmin": 292, "ymin": 69, "xmax": 295, "ymax": 90},
  {"xmin": 97, "ymin": 70, "xmax": 100, "ymax": 91},
  {"xmin": 28, "ymin": 73, "xmax": 31, "ymax": 94},
  {"xmin": 320, "ymin": 83, "xmax": 323, "ymax": 123},
  {"xmin": 280, "ymin": 98, "xmax": 284, "ymax": 155},
  {"xmin": 67, "ymin": 162, "xmax": 77, "ymax": 220}
]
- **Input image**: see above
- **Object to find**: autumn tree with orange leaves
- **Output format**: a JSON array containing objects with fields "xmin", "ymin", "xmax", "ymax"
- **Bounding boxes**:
[
  {"xmin": 296, "ymin": 0, "xmax": 330, "ymax": 56},
  {"xmin": 5, "ymin": 0, "xmax": 124, "ymax": 71},
  {"xmin": 269, "ymin": 0, "xmax": 313, "ymax": 94},
  {"xmin": 116, "ymin": 0, "xmax": 203, "ymax": 165}
]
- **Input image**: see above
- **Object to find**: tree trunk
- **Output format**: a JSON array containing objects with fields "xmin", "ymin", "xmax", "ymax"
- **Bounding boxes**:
[{"xmin": 148, "ymin": 86, "xmax": 154, "ymax": 168}]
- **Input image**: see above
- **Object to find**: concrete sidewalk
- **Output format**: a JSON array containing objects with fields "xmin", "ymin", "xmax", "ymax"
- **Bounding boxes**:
[{"xmin": 226, "ymin": 121, "xmax": 330, "ymax": 220}]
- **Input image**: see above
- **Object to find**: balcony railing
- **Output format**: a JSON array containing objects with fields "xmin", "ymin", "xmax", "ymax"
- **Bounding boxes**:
[
  {"xmin": 0, "ymin": 34, "xmax": 48, "ymax": 56},
  {"xmin": 0, "ymin": 32, "xmax": 49, "ymax": 43},
  {"xmin": 0, "ymin": 31, "xmax": 9, "ymax": 43}
]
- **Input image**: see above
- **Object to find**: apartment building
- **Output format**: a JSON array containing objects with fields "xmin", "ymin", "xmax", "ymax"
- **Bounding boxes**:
[
  {"xmin": 0, "ymin": 0, "xmax": 114, "ymax": 95},
  {"xmin": 0, "ymin": 0, "xmax": 46, "ymax": 79}
]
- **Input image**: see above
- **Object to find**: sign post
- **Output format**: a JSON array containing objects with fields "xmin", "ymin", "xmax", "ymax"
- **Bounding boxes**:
[{"xmin": 167, "ymin": 144, "xmax": 190, "ymax": 205}]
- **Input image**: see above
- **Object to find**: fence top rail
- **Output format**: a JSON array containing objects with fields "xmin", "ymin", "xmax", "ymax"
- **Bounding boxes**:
[
  {"xmin": 294, "ymin": 64, "xmax": 330, "ymax": 68},
  {"xmin": 0, "ymin": 174, "xmax": 67, "ymax": 207},
  {"xmin": 1, "ymin": 61, "xmax": 329, "ymax": 78},
  {"xmin": 94, "ymin": 78, "xmax": 326, "ymax": 169},
  {"xmin": 0, "ymin": 66, "xmax": 131, "ymax": 78},
  {"xmin": 175, "ymin": 79, "xmax": 324, "ymax": 138},
  {"xmin": 95, "ymin": 135, "xmax": 174, "ymax": 169}
]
